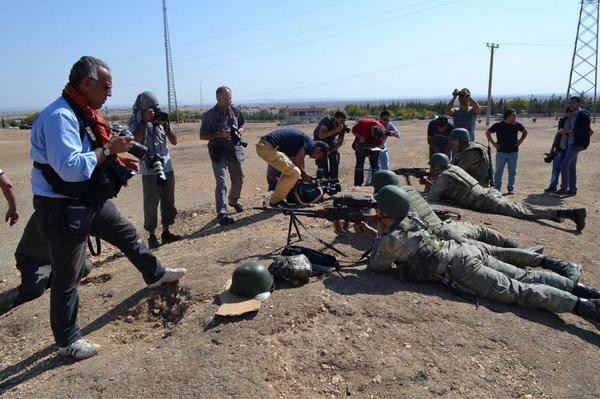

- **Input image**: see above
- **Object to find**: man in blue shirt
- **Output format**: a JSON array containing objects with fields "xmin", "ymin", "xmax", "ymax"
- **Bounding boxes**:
[
  {"xmin": 445, "ymin": 88, "xmax": 480, "ymax": 141},
  {"xmin": 30, "ymin": 56, "xmax": 186, "ymax": 360},
  {"xmin": 256, "ymin": 128, "xmax": 328, "ymax": 206},
  {"xmin": 129, "ymin": 91, "xmax": 180, "ymax": 249}
]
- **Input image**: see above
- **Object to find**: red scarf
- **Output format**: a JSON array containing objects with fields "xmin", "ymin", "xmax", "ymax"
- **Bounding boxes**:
[{"xmin": 63, "ymin": 84, "xmax": 138, "ymax": 170}]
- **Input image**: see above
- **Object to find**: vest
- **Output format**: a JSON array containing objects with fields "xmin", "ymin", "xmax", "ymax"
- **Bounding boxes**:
[
  {"xmin": 440, "ymin": 165, "xmax": 487, "ymax": 207},
  {"xmin": 402, "ymin": 185, "xmax": 443, "ymax": 226},
  {"xmin": 452, "ymin": 142, "xmax": 490, "ymax": 186}
]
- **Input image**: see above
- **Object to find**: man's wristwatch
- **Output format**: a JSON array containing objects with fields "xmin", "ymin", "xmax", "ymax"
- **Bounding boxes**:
[{"xmin": 102, "ymin": 146, "xmax": 111, "ymax": 157}]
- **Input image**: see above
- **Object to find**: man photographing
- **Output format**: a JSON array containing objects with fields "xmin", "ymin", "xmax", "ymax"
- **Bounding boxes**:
[
  {"xmin": 313, "ymin": 110, "xmax": 347, "ymax": 179},
  {"xmin": 30, "ymin": 56, "xmax": 186, "ymax": 360},
  {"xmin": 200, "ymin": 86, "xmax": 246, "ymax": 226},
  {"xmin": 129, "ymin": 91, "xmax": 180, "ymax": 249},
  {"xmin": 445, "ymin": 87, "xmax": 480, "ymax": 141}
]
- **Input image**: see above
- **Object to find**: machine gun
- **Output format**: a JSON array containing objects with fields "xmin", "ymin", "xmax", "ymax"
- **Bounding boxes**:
[{"xmin": 391, "ymin": 167, "xmax": 429, "ymax": 185}]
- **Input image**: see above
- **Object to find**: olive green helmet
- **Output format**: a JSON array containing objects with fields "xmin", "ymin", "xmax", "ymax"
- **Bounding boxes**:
[
  {"xmin": 429, "ymin": 153, "xmax": 450, "ymax": 168},
  {"xmin": 230, "ymin": 261, "xmax": 273, "ymax": 300},
  {"xmin": 373, "ymin": 185, "xmax": 410, "ymax": 219},
  {"xmin": 371, "ymin": 170, "xmax": 400, "ymax": 193},
  {"xmin": 449, "ymin": 128, "xmax": 470, "ymax": 143}
]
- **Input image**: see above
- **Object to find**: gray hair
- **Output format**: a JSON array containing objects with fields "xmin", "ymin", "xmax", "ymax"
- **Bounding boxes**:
[{"xmin": 69, "ymin": 56, "xmax": 110, "ymax": 86}]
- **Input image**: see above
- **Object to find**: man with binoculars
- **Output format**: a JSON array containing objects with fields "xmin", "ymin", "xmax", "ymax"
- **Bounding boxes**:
[
  {"xmin": 200, "ymin": 86, "xmax": 246, "ymax": 226},
  {"xmin": 445, "ymin": 87, "xmax": 480, "ymax": 141},
  {"xmin": 30, "ymin": 56, "xmax": 186, "ymax": 360},
  {"xmin": 129, "ymin": 91, "xmax": 180, "ymax": 249}
]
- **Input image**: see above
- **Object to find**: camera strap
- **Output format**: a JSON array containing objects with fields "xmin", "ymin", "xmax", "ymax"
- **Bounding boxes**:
[{"xmin": 87, "ymin": 235, "xmax": 102, "ymax": 256}]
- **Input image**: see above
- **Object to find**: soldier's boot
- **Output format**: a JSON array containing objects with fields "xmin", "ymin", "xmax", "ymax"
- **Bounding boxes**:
[
  {"xmin": 573, "ymin": 298, "xmax": 600, "ymax": 320},
  {"xmin": 503, "ymin": 239, "xmax": 544, "ymax": 254},
  {"xmin": 557, "ymin": 208, "xmax": 587, "ymax": 231},
  {"xmin": 572, "ymin": 284, "xmax": 600, "ymax": 299},
  {"xmin": 539, "ymin": 257, "xmax": 582, "ymax": 282}
]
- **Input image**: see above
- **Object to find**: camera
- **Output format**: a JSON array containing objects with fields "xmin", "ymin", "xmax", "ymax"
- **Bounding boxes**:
[
  {"xmin": 152, "ymin": 105, "xmax": 170, "ymax": 123},
  {"xmin": 316, "ymin": 178, "xmax": 342, "ymax": 196},
  {"xmin": 544, "ymin": 152, "xmax": 555, "ymax": 163},
  {"xmin": 111, "ymin": 127, "xmax": 148, "ymax": 159},
  {"xmin": 148, "ymin": 154, "xmax": 168, "ymax": 186},
  {"xmin": 341, "ymin": 125, "xmax": 350, "ymax": 134},
  {"xmin": 231, "ymin": 126, "xmax": 248, "ymax": 147}
]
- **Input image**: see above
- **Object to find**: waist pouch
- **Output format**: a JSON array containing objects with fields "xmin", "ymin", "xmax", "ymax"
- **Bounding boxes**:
[
  {"xmin": 65, "ymin": 204, "xmax": 95, "ymax": 237},
  {"xmin": 35, "ymin": 159, "xmax": 123, "ymax": 205}
]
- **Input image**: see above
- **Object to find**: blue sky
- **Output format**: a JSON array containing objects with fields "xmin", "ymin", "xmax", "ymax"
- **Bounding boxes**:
[{"xmin": 0, "ymin": 0, "xmax": 583, "ymax": 111}]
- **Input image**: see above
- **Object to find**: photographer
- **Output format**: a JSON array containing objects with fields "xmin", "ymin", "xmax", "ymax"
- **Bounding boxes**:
[
  {"xmin": 200, "ymin": 86, "xmax": 246, "ymax": 226},
  {"xmin": 30, "ymin": 56, "xmax": 185, "ymax": 360},
  {"xmin": 351, "ymin": 118, "xmax": 386, "ymax": 186},
  {"xmin": 427, "ymin": 116, "xmax": 454, "ymax": 158},
  {"xmin": 445, "ymin": 87, "xmax": 480, "ymax": 141},
  {"xmin": 545, "ymin": 107, "xmax": 571, "ymax": 193},
  {"xmin": 129, "ymin": 91, "xmax": 179, "ymax": 249},
  {"xmin": 313, "ymin": 110, "xmax": 348, "ymax": 179},
  {"xmin": 366, "ymin": 110, "xmax": 400, "ymax": 184}
]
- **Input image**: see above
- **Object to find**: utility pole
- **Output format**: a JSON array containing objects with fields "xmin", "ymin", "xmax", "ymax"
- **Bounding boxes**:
[
  {"xmin": 162, "ymin": 0, "xmax": 178, "ymax": 122},
  {"xmin": 567, "ymin": 0, "xmax": 599, "ymax": 121},
  {"xmin": 485, "ymin": 43, "xmax": 499, "ymax": 126}
]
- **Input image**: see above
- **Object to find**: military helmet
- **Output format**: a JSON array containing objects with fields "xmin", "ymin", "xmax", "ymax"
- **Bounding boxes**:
[
  {"xmin": 293, "ymin": 181, "xmax": 324, "ymax": 205},
  {"xmin": 449, "ymin": 128, "xmax": 470, "ymax": 143},
  {"xmin": 230, "ymin": 261, "xmax": 273, "ymax": 300},
  {"xmin": 371, "ymin": 170, "xmax": 400, "ymax": 193},
  {"xmin": 429, "ymin": 153, "xmax": 450, "ymax": 168},
  {"xmin": 373, "ymin": 185, "xmax": 410, "ymax": 219}
]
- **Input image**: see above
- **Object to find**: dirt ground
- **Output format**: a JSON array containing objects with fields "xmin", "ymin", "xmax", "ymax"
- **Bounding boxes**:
[{"xmin": 0, "ymin": 117, "xmax": 599, "ymax": 399}]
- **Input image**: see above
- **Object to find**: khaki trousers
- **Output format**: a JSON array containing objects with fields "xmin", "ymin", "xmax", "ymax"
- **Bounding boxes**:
[{"xmin": 256, "ymin": 139, "xmax": 301, "ymax": 204}]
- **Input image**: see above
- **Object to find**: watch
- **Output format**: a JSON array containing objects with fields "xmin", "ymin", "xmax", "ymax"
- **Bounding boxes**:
[{"xmin": 102, "ymin": 146, "xmax": 111, "ymax": 157}]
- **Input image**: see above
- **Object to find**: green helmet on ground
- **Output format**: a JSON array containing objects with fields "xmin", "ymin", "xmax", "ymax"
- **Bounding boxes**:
[
  {"xmin": 230, "ymin": 261, "xmax": 273, "ymax": 300},
  {"xmin": 373, "ymin": 185, "xmax": 410, "ymax": 219},
  {"xmin": 371, "ymin": 170, "xmax": 400, "ymax": 193},
  {"xmin": 429, "ymin": 153, "xmax": 450, "ymax": 168},
  {"xmin": 449, "ymin": 128, "xmax": 470, "ymax": 144}
]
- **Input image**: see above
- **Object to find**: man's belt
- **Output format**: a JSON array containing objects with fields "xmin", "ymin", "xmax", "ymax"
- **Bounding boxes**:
[{"xmin": 33, "ymin": 195, "xmax": 72, "ymax": 203}]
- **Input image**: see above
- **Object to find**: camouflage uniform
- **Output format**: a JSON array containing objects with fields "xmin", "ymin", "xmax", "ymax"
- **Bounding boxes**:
[
  {"xmin": 451, "ymin": 142, "xmax": 491, "ymax": 187},
  {"xmin": 428, "ymin": 165, "xmax": 561, "ymax": 222},
  {"xmin": 369, "ymin": 216, "xmax": 578, "ymax": 313},
  {"xmin": 403, "ymin": 185, "xmax": 581, "ymax": 282}
]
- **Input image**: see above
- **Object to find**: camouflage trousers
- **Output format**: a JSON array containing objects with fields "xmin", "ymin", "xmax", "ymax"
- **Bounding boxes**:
[
  {"xmin": 434, "ymin": 222, "xmax": 513, "ymax": 247},
  {"xmin": 446, "ymin": 245, "xmax": 577, "ymax": 313},
  {"xmin": 472, "ymin": 189, "xmax": 559, "ymax": 221}
]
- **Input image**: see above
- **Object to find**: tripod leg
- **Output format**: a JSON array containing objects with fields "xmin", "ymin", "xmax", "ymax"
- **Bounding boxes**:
[
  {"xmin": 287, "ymin": 215, "xmax": 294, "ymax": 246},
  {"xmin": 293, "ymin": 215, "xmax": 302, "ymax": 242}
]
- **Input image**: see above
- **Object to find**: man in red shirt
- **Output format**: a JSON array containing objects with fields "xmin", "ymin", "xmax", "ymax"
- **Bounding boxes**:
[{"xmin": 351, "ymin": 118, "xmax": 386, "ymax": 186}]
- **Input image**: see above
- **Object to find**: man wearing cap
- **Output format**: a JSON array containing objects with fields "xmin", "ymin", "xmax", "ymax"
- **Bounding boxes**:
[
  {"xmin": 129, "ymin": 91, "xmax": 180, "ymax": 248},
  {"xmin": 256, "ymin": 128, "xmax": 328, "ymax": 207},
  {"xmin": 422, "ymin": 153, "xmax": 587, "ymax": 232},
  {"xmin": 313, "ymin": 110, "xmax": 347, "ymax": 179},
  {"xmin": 449, "ymin": 128, "xmax": 491, "ymax": 187},
  {"xmin": 356, "ymin": 185, "xmax": 600, "ymax": 324},
  {"xmin": 351, "ymin": 118, "xmax": 386, "ymax": 186},
  {"xmin": 445, "ymin": 87, "xmax": 480, "ymax": 141},
  {"xmin": 427, "ymin": 116, "xmax": 454, "ymax": 158}
]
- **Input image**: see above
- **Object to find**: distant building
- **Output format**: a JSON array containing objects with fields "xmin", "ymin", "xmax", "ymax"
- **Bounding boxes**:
[{"xmin": 282, "ymin": 106, "xmax": 327, "ymax": 125}]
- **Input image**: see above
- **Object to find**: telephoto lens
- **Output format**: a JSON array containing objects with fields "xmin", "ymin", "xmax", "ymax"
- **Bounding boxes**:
[
  {"xmin": 118, "ymin": 130, "xmax": 148, "ymax": 159},
  {"xmin": 149, "ymin": 154, "xmax": 168, "ymax": 186}
]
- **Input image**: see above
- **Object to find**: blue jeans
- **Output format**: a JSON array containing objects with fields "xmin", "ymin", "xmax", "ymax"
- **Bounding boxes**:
[
  {"xmin": 494, "ymin": 151, "xmax": 519, "ymax": 192},
  {"xmin": 548, "ymin": 149, "xmax": 566, "ymax": 190},
  {"xmin": 366, "ymin": 145, "xmax": 389, "ymax": 184},
  {"xmin": 559, "ymin": 145, "xmax": 584, "ymax": 192}
]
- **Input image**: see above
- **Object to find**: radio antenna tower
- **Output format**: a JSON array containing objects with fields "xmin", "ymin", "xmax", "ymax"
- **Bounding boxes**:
[
  {"xmin": 567, "ymin": 0, "xmax": 599, "ymax": 114},
  {"xmin": 162, "ymin": 0, "xmax": 178, "ymax": 121}
]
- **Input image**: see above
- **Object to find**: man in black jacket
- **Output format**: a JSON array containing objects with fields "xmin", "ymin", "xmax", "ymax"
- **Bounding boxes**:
[{"xmin": 557, "ymin": 96, "xmax": 591, "ymax": 195}]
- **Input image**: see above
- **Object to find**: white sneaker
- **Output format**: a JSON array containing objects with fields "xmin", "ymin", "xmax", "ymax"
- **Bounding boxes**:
[
  {"xmin": 148, "ymin": 267, "xmax": 187, "ymax": 289},
  {"xmin": 57, "ymin": 338, "xmax": 100, "ymax": 360}
]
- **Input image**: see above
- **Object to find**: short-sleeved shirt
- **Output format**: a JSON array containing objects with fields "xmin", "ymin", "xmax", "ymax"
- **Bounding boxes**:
[
  {"xmin": 452, "ymin": 107, "xmax": 477, "ymax": 140},
  {"xmin": 351, "ymin": 118, "xmax": 386, "ymax": 147},
  {"xmin": 488, "ymin": 121, "xmax": 525, "ymax": 153},
  {"xmin": 313, "ymin": 116, "xmax": 344, "ymax": 147},
  {"xmin": 264, "ymin": 128, "xmax": 315, "ymax": 157},
  {"xmin": 200, "ymin": 104, "xmax": 246, "ymax": 151},
  {"xmin": 427, "ymin": 120, "xmax": 454, "ymax": 149}
]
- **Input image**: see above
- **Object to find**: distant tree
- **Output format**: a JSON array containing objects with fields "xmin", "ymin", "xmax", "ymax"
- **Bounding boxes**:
[
  {"xmin": 506, "ymin": 97, "xmax": 529, "ymax": 112},
  {"xmin": 23, "ymin": 112, "xmax": 39, "ymax": 125}
]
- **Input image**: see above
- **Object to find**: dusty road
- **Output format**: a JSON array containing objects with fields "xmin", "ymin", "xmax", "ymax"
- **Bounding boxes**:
[{"xmin": 0, "ymin": 118, "xmax": 599, "ymax": 398}]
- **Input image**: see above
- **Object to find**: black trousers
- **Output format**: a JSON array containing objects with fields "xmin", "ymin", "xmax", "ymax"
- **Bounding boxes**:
[
  {"xmin": 354, "ymin": 150, "xmax": 380, "ymax": 186},
  {"xmin": 33, "ymin": 198, "xmax": 165, "ymax": 347},
  {"xmin": 315, "ymin": 151, "xmax": 340, "ymax": 179}
]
